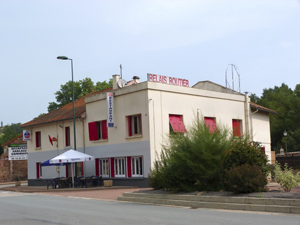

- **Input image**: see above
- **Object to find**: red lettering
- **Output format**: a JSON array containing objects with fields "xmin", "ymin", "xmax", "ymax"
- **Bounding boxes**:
[
  {"xmin": 153, "ymin": 74, "xmax": 157, "ymax": 82},
  {"xmin": 169, "ymin": 77, "xmax": 173, "ymax": 84},
  {"xmin": 159, "ymin": 75, "xmax": 163, "ymax": 82},
  {"xmin": 186, "ymin": 80, "xmax": 189, "ymax": 87},
  {"xmin": 149, "ymin": 74, "xmax": 153, "ymax": 81}
]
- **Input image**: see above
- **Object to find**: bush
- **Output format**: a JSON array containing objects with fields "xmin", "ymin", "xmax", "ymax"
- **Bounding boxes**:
[
  {"xmin": 148, "ymin": 119, "xmax": 231, "ymax": 192},
  {"xmin": 223, "ymin": 139, "xmax": 269, "ymax": 176},
  {"xmin": 224, "ymin": 164, "xmax": 268, "ymax": 193},
  {"xmin": 274, "ymin": 162, "xmax": 300, "ymax": 192}
]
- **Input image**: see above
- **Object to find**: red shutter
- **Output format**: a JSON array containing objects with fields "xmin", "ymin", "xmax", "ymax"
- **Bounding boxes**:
[
  {"xmin": 169, "ymin": 115, "xmax": 186, "ymax": 132},
  {"xmin": 102, "ymin": 120, "xmax": 108, "ymax": 139},
  {"xmin": 88, "ymin": 122, "xmax": 98, "ymax": 141},
  {"xmin": 35, "ymin": 132, "xmax": 40, "ymax": 147},
  {"xmin": 110, "ymin": 158, "xmax": 115, "ymax": 177},
  {"xmin": 66, "ymin": 165, "xmax": 69, "ymax": 178},
  {"xmin": 36, "ymin": 163, "xmax": 40, "ymax": 178},
  {"xmin": 140, "ymin": 115, "xmax": 142, "ymax": 135},
  {"xmin": 65, "ymin": 127, "xmax": 69, "ymax": 146},
  {"xmin": 205, "ymin": 117, "xmax": 217, "ymax": 133},
  {"xmin": 95, "ymin": 159, "xmax": 99, "ymax": 176},
  {"xmin": 127, "ymin": 157, "xmax": 132, "ymax": 177},
  {"xmin": 128, "ymin": 117, "xmax": 132, "ymax": 136},
  {"xmin": 232, "ymin": 120, "xmax": 241, "ymax": 137}
]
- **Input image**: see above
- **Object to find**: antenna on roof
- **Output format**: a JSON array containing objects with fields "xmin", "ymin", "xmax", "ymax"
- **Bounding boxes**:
[
  {"xmin": 120, "ymin": 64, "xmax": 122, "ymax": 79},
  {"xmin": 225, "ymin": 64, "xmax": 241, "ymax": 94}
]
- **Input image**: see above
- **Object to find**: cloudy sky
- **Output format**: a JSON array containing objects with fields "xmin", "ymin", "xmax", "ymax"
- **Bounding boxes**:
[{"xmin": 1, "ymin": 0, "xmax": 299, "ymax": 125}]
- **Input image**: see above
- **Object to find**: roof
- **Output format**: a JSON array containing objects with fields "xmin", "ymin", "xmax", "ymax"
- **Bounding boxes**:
[
  {"xmin": 250, "ymin": 102, "xmax": 277, "ymax": 114},
  {"xmin": 21, "ymin": 87, "xmax": 113, "ymax": 128},
  {"xmin": 192, "ymin": 80, "xmax": 243, "ymax": 95},
  {"xmin": 1, "ymin": 133, "xmax": 26, "ymax": 147}
]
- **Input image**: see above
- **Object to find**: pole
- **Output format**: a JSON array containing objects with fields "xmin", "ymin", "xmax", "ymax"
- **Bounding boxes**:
[{"xmin": 70, "ymin": 59, "xmax": 76, "ymax": 151}]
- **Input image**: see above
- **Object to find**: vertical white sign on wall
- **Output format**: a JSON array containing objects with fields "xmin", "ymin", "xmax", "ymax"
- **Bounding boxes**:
[{"xmin": 107, "ymin": 92, "xmax": 114, "ymax": 127}]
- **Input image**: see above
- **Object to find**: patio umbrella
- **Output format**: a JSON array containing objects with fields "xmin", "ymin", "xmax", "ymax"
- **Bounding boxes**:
[
  {"xmin": 48, "ymin": 149, "xmax": 95, "ymax": 187},
  {"xmin": 41, "ymin": 159, "xmax": 70, "ymax": 167}
]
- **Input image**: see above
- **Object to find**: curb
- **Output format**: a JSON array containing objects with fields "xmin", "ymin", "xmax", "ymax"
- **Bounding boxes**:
[{"xmin": 118, "ymin": 192, "xmax": 300, "ymax": 214}]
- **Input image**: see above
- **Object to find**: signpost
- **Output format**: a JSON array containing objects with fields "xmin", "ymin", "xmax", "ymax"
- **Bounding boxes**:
[{"xmin": 9, "ymin": 146, "xmax": 28, "ymax": 160}]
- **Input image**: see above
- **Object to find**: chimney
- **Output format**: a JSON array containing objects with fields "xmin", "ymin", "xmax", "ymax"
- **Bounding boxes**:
[
  {"xmin": 132, "ymin": 76, "xmax": 140, "ymax": 83},
  {"xmin": 112, "ymin": 74, "xmax": 120, "ymax": 90}
]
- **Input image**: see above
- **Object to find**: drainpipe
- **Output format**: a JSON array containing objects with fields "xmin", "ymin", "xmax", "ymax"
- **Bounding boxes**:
[{"xmin": 244, "ymin": 92, "xmax": 251, "ymax": 140}]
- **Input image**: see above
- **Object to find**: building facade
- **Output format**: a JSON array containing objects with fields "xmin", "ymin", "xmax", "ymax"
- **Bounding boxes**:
[{"xmin": 21, "ymin": 74, "xmax": 276, "ymax": 187}]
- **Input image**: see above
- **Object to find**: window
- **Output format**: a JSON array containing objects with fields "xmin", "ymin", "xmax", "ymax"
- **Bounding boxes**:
[
  {"xmin": 169, "ymin": 115, "xmax": 186, "ymax": 133},
  {"xmin": 204, "ymin": 117, "xmax": 217, "ymax": 133},
  {"xmin": 131, "ymin": 157, "xmax": 143, "ymax": 177},
  {"xmin": 127, "ymin": 114, "xmax": 142, "ymax": 136},
  {"xmin": 232, "ymin": 119, "xmax": 242, "ymax": 137},
  {"xmin": 36, "ymin": 162, "xmax": 42, "ymax": 178},
  {"xmin": 88, "ymin": 120, "xmax": 108, "ymax": 141},
  {"xmin": 35, "ymin": 131, "xmax": 41, "ymax": 148},
  {"xmin": 114, "ymin": 158, "xmax": 125, "ymax": 177},
  {"xmin": 65, "ymin": 127, "xmax": 70, "ymax": 146},
  {"xmin": 99, "ymin": 159, "xmax": 109, "ymax": 177}
]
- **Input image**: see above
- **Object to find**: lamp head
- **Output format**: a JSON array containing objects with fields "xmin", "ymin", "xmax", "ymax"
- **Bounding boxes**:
[
  {"xmin": 57, "ymin": 56, "xmax": 69, "ymax": 60},
  {"xmin": 283, "ymin": 130, "xmax": 287, "ymax": 136}
]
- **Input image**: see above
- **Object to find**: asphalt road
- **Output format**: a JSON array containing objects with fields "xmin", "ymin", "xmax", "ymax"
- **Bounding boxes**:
[{"xmin": 0, "ymin": 191, "xmax": 299, "ymax": 225}]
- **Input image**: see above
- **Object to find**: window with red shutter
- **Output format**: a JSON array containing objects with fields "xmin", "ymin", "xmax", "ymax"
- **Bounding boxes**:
[
  {"xmin": 89, "ymin": 120, "xmax": 108, "ymax": 141},
  {"xmin": 204, "ymin": 117, "xmax": 217, "ymax": 133},
  {"xmin": 35, "ymin": 131, "xmax": 41, "ymax": 148},
  {"xmin": 232, "ymin": 119, "xmax": 242, "ymax": 137},
  {"xmin": 169, "ymin": 115, "xmax": 186, "ymax": 133},
  {"xmin": 65, "ymin": 127, "xmax": 70, "ymax": 146}
]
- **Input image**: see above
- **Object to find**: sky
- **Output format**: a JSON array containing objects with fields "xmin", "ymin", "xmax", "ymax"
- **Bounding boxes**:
[{"xmin": 1, "ymin": 0, "xmax": 299, "ymax": 126}]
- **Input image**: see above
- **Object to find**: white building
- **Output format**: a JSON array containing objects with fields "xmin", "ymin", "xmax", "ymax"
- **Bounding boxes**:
[{"xmin": 21, "ymin": 74, "xmax": 276, "ymax": 187}]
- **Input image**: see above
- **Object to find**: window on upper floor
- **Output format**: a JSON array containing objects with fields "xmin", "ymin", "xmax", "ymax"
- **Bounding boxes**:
[
  {"xmin": 232, "ymin": 119, "xmax": 242, "ymax": 137},
  {"xmin": 204, "ymin": 117, "xmax": 217, "ymax": 133},
  {"xmin": 88, "ymin": 120, "xmax": 108, "ymax": 141},
  {"xmin": 127, "ymin": 114, "xmax": 142, "ymax": 137},
  {"xmin": 169, "ymin": 114, "xmax": 186, "ymax": 133},
  {"xmin": 65, "ymin": 127, "xmax": 70, "ymax": 146},
  {"xmin": 35, "ymin": 131, "xmax": 41, "ymax": 148}
]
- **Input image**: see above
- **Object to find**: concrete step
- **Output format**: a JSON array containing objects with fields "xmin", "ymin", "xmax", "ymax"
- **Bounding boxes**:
[{"xmin": 118, "ymin": 192, "xmax": 300, "ymax": 214}]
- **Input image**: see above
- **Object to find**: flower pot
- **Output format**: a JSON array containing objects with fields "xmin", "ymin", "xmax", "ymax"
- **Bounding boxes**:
[
  {"xmin": 103, "ymin": 180, "xmax": 113, "ymax": 187},
  {"xmin": 15, "ymin": 181, "xmax": 21, "ymax": 186}
]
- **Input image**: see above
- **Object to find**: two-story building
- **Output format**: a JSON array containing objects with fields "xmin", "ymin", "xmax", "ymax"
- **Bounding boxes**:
[{"xmin": 21, "ymin": 74, "xmax": 276, "ymax": 187}]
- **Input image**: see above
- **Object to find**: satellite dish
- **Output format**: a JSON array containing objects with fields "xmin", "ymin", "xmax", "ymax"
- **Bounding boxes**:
[{"xmin": 118, "ymin": 79, "xmax": 127, "ymax": 88}]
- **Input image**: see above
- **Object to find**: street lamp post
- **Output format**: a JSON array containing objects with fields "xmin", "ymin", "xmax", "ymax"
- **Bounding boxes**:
[
  {"xmin": 57, "ymin": 56, "xmax": 76, "ymax": 150},
  {"xmin": 283, "ymin": 130, "xmax": 287, "ymax": 156}
]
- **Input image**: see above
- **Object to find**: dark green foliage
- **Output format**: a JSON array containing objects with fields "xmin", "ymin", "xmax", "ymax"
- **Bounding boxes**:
[
  {"xmin": 0, "ymin": 123, "xmax": 22, "ymax": 155},
  {"xmin": 223, "ymin": 139, "xmax": 269, "ymax": 176},
  {"xmin": 148, "ymin": 120, "xmax": 232, "ymax": 192},
  {"xmin": 250, "ymin": 83, "xmax": 300, "ymax": 153},
  {"xmin": 48, "ymin": 78, "xmax": 112, "ymax": 112},
  {"xmin": 224, "ymin": 164, "xmax": 268, "ymax": 193}
]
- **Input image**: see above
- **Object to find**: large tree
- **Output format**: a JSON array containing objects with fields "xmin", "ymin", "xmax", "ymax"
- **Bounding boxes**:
[
  {"xmin": 0, "ymin": 123, "xmax": 22, "ymax": 155},
  {"xmin": 250, "ymin": 83, "xmax": 300, "ymax": 153},
  {"xmin": 48, "ymin": 78, "xmax": 112, "ymax": 112}
]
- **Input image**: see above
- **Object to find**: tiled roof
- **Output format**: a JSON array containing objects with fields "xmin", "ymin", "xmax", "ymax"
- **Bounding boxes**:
[
  {"xmin": 250, "ymin": 102, "xmax": 277, "ymax": 114},
  {"xmin": 1, "ymin": 133, "xmax": 26, "ymax": 147},
  {"xmin": 21, "ymin": 87, "xmax": 113, "ymax": 128}
]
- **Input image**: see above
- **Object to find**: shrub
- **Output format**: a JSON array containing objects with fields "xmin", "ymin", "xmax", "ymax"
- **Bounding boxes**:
[
  {"xmin": 223, "ymin": 139, "xmax": 269, "ymax": 176},
  {"xmin": 274, "ymin": 162, "xmax": 300, "ymax": 192},
  {"xmin": 148, "ymin": 119, "xmax": 232, "ymax": 192},
  {"xmin": 224, "ymin": 164, "xmax": 268, "ymax": 193}
]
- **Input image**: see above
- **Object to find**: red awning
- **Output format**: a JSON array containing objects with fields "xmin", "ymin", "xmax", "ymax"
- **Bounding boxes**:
[{"xmin": 169, "ymin": 115, "xmax": 186, "ymax": 132}]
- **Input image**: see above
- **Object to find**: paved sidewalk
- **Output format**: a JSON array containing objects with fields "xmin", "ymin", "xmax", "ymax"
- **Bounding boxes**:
[{"xmin": 0, "ymin": 182, "xmax": 151, "ymax": 200}]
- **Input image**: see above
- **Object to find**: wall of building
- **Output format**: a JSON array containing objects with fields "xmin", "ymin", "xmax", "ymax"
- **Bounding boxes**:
[{"xmin": 251, "ymin": 110, "xmax": 272, "ymax": 161}]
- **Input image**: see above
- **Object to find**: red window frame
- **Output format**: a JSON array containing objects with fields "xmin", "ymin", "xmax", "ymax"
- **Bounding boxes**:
[
  {"xmin": 169, "ymin": 115, "xmax": 186, "ymax": 133},
  {"xmin": 127, "ymin": 114, "xmax": 142, "ymax": 137},
  {"xmin": 204, "ymin": 117, "xmax": 217, "ymax": 133}
]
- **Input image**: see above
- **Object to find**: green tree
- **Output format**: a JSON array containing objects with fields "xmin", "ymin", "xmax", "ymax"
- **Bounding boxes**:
[
  {"xmin": 47, "ymin": 78, "xmax": 112, "ymax": 112},
  {"xmin": 250, "ymin": 83, "xmax": 300, "ymax": 153},
  {"xmin": 0, "ymin": 123, "xmax": 22, "ymax": 155}
]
